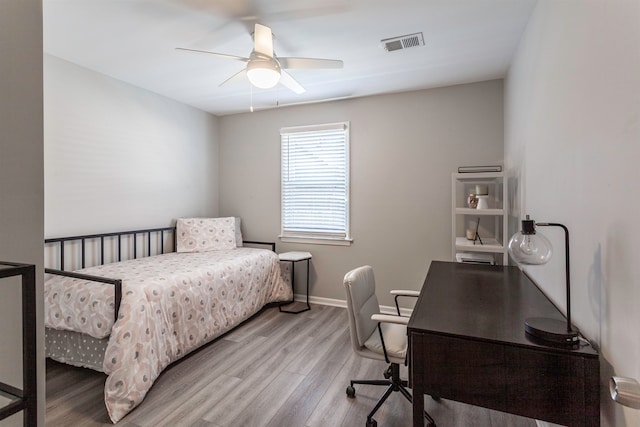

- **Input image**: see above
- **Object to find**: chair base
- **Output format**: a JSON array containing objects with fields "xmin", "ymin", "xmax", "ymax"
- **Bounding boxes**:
[{"xmin": 347, "ymin": 363, "xmax": 435, "ymax": 427}]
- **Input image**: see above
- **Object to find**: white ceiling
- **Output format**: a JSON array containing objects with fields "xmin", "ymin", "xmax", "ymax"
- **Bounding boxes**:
[{"xmin": 43, "ymin": 0, "xmax": 537, "ymax": 116}]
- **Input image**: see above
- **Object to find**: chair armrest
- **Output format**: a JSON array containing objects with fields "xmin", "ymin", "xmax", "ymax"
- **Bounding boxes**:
[
  {"xmin": 390, "ymin": 289, "xmax": 420, "ymax": 297},
  {"xmin": 390, "ymin": 289, "xmax": 420, "ymax": 316},
  {"xmin": 371, "ymin": 313, "xmax": 409, "ymax": 364},
  {"xmin": 371, "ymin": 313, "xmax": 409, "ymax": 326}
]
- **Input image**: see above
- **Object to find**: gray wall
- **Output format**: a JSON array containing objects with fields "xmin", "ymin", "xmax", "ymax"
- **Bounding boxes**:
[
  {"xmin": 44, "ymin": 55, "xmax": 220, "ymax": 237},
  {"xmin": 219, "ymin": 81, "xmax": 504, "ymax": 307},
  {"xmin": 505, "ymin": 1, "xmax": 640, "ymax": 426},
  {"xmin": 0, "ymin": 0, "xmax": 44, "ymax": 425}
]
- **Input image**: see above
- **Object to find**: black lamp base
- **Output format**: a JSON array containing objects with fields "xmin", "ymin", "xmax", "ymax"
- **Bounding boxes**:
[{"xmin": 524, "ymin": 317, "xmax": 579, "ymax": 347}]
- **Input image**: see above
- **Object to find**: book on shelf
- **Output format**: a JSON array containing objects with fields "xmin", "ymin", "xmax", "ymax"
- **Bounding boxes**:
[
  {"xmin": 455, "ymin": 252, "xmax": 496, "ymax": 265},
  {"xmin": 457, "ymin": 165, "xmax": 502, "ymax": 173}
]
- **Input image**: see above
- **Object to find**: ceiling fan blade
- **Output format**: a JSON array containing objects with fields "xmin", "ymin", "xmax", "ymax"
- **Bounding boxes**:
[
  {"xmin": 219, "ymin": 69, "xmax": 248, "ymax": 87},
  {"xmin": 175, "ymin": 47, "xmax": 249, "ymax": 62},
  {"xmin": 279, "ymin": 70, "xmax": 305, "ymax": 94},
  {"xmin": 278, "ymin": 57, "xmax": 343, "ymax": 69},
  {"xmin": 253, "ymin": 23, "xmax": 274, "ymax": 58}
]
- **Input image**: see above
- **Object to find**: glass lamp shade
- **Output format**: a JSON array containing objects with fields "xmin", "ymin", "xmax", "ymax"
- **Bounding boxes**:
[
  {"xmin": 246, "ymin": 59, "xmax": 281, "ymax": 89},
  {"xmin": 508, "ymin": 230, "xmax": 553, "ymax": 265}
]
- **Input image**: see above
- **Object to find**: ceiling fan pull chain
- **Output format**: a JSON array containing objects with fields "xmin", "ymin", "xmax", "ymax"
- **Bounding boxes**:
[{"xmin": 250, "ymin": 84, "xmax": 254, "ymax": 113}]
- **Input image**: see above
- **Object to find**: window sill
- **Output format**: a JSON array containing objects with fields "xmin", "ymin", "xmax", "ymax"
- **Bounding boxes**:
[{"xmin": 279, "ymin": 235, "xmax": 353, "ymax": 247}]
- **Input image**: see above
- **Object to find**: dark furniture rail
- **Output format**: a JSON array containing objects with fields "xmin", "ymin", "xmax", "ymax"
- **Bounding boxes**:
[
  {"xmin": 45, "ymin": 226, "xmax": 177, "ymax": 271},
  {"xmin": 44, "ymin": 268, "xmax": 123, "ymax": 323},
  {"xmin": 44, "ymin": 227, "xmax": 276, "ymax": 323},
  {"xmin": 45, "ymin": 227, "xmax": 176, "ymax": 322},
  {"xmin": 243, "ymin": 240, "xmax": 276, "ymax": 252},
  {"xmin": 0, "ymin": 262, "xmax": 37, "ymax": 426}
]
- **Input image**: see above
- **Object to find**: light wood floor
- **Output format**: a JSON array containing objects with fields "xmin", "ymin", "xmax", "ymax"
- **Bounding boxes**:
[{"xmin": 46, "ymin": 304, "xmax": 537, "ymax": 427}]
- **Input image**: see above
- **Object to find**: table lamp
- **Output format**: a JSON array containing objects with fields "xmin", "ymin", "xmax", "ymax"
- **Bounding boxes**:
[{"xmin": 508, "ymin": 215, "xmax": 579, "ymax": 346}]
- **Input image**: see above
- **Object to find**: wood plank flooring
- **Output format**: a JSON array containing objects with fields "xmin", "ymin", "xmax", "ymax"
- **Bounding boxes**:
[{"xmin": 46, "ymin": 304, "xmax": 537, "ymax": 427}]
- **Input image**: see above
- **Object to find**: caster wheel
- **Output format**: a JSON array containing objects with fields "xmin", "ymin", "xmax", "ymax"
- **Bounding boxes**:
[
  {"xmin": 366, "ymin": 418, "xmax": 377, "ymax": 427},
  {"xmin": 383, "ymin": 367, "xmax": 392, "ymax": 379},
  {"xmin": 346, "ymin": 385, "xmax": 356, "ymax": 398}
]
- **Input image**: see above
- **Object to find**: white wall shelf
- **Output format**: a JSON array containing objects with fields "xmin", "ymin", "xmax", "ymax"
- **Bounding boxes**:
[
  {"xmin": 452, "ymin": 172, "xmax": 508, "ymax": 265},
  {"xmin": 454, "ymin": 237, "xmax": 502, "ymax": 252}
]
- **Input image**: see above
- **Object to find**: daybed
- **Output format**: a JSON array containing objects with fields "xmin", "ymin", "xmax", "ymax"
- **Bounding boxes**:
[{"xmin": 44, "ymin": 218, "xmax": 292, "ymax": 423}]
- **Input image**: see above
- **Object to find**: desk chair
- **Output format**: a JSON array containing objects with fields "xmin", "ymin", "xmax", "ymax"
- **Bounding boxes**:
[{"xmin": 343, "ymin": 265, "xmax": 435, "ymax": 427}]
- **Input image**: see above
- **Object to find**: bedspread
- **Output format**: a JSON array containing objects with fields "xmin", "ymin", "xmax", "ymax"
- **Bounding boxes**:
[{"xmin": 44, "ymin": 248, "xmax": 291, "ymax": 422}]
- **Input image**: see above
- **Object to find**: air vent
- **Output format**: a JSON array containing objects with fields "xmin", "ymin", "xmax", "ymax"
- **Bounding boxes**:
[{"xmin": 381, "ymin": 32, "xmax": 425, "ymax": 52}]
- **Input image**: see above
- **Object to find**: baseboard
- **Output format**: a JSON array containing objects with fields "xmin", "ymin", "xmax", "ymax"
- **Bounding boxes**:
[{"xmin": 292, "ymin": 293, "xmax": 414, "ymax": 317}]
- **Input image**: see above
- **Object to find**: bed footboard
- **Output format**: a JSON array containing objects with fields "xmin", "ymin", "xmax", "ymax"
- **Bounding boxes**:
[
  {"xmin": 45, "ymin": 226, "xmax": 176, "ymax": 322},
  {"xmin": 44, "ymin": 268, "xmax": 122, "ymax": 322}
]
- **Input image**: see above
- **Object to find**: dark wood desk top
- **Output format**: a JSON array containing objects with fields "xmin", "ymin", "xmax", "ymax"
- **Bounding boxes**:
[{"xmin": 408, "ymin": 261, "xmax": 597, "ymax": 357}]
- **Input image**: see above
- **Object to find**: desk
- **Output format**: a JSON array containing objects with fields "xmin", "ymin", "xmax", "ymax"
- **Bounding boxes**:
[{"xmin": 408, "ymin": 261, "xmax": 599, "ymax": 427}]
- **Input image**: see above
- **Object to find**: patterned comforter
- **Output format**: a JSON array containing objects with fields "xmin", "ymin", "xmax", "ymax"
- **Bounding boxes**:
[{"xmin": 44, "ymin": 248, "xmax": 292, "ymax": 422}]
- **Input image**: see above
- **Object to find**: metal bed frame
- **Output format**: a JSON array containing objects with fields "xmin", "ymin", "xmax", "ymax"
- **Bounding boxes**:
[{"xmin": 45, "ymin": 226, "xmax": 276, "ymax": 322}]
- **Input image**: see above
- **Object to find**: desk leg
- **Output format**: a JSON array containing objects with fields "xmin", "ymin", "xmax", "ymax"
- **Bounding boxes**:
[
  {"xmin": 411, "ymin": 333, "xmax": 426, "ymax": 426},
  {"xmin": 279, "ymin": 259, "xmax": 311, "ymax": 314}
]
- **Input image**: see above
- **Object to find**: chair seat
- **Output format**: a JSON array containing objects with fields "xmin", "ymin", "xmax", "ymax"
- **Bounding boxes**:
[{"xmin": 364, "ymin": 321, "xmax": 407, "ymax": 360}]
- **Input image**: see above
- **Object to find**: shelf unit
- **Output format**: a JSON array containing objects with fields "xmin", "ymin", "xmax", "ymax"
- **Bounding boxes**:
[
  {"xmin": 452, "ymin": 172, "xmax": 508, "ymax": 265},
  {"xmin": 0, "ymin": 262, "xmax": 37, "ymax": 426}
]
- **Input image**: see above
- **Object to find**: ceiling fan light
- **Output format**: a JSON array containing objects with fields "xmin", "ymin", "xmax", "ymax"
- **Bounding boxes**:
[{"xmin": 246, "ymin": 60, "xmax": 281, "ymax": 89}]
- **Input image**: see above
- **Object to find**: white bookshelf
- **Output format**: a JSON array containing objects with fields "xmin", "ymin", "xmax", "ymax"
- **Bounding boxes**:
[{"xmin": 451, "ymin": 172, "xmax": 508, "ymax": 265}]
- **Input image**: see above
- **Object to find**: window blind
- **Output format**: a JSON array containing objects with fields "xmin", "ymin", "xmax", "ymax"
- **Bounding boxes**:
[{"xmin": 281, "ymin": 122, "xmax": 350, "ymax": 241}]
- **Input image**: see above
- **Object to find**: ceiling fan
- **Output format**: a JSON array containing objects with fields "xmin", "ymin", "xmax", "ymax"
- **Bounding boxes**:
[{"xmin": 176, "ymin": 23, "xmax": 343, "ymax": 94}]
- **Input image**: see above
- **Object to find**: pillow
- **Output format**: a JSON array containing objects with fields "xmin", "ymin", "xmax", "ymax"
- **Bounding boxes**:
[
  {"xmin": 176, "ymin": 217, "xmax": 236, "ymax": 253},
  {"xmin": 234, "ymin": 217, "xmax": 243, "ymax": 247}
]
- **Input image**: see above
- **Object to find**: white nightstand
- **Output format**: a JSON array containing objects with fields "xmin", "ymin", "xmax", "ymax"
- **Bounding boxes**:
[{"xmin": 278, "ymin": 251, "xmax": 312, "ymax": 314}]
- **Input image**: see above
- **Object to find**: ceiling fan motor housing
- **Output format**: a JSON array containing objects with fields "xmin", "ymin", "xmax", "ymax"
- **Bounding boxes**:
[{"xmin": 246, "ymin": 52, "xmax": 281, "ymax": 88}]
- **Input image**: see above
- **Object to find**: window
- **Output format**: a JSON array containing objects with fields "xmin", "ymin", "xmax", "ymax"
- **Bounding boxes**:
[{"xmin": 280, "ymin": 122, "xmax": 351, "ymax": 245}]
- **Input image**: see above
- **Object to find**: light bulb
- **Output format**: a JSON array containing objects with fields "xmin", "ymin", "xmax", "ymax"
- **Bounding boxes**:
[{"xmin": 519, "ymin": 235, "xmax": 536, "ymax": 255}]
